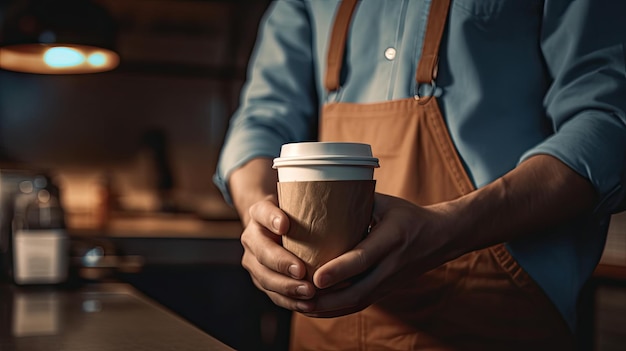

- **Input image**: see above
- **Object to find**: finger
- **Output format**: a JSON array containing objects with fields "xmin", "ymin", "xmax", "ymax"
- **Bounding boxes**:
[
  {"xmin": 248, "ymin": 198, "xmax": 290, "ymax": 236},
  {"xmin": 241, "ymin": 220, "xmax": 308, "ymax": 280},
  {"xmin": 306, "ymin": 255, "xmax": 406, "ymax": 317},
  {"xmin": 312, "ymin": 222, "xmax": 401, "ymax": 289},
  {"xmin": 306, "ymin": 266, "xmax": 384, "ymax": 317},
  {"xmin": 313, "ymin": 193, "xmax": 410, "ymax": 289},
  {"xmin": 252, "ymin": 275, "xmax": 316, "ymax": 313},
  {"xmin": 243, "ymin": 199, "xmax": 306, "ymax": 280},
  {"xmin": 243, "ymin": 250, "xmax": 316, "ymax": 301},
  {"xmin": 267, "ymin": 290, "xmax": 316, "ymax": 313}
]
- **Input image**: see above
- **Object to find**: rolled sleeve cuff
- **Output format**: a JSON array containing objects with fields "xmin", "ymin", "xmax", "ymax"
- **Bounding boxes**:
[
  {"xmin": 213, "ymin": 127, "xmax": 286, "ymax": 206},
  {"xmin": 520, "ymin": 111, "xmax": 626, "ymax": 214}
]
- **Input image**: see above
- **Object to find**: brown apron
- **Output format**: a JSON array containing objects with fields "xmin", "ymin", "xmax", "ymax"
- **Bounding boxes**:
[{"xmin": 289, "ymin": 1, "xmax": 574, "ymax": 350}]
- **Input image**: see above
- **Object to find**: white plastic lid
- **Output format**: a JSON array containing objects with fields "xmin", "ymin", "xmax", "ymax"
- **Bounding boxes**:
[{"xmin": 273, "ymin": 142, "xmax": 379, "ymax": 168}]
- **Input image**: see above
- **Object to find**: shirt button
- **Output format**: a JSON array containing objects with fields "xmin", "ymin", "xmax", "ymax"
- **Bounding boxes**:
[{"xmin": 384, "ymin": 47, "xmax": 397, "ymax": 61}]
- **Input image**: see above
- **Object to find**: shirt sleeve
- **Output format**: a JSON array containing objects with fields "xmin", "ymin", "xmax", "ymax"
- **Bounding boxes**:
[
  {"xmin": 520, "ymin": 0, "xmax": 626, "ymax": 214},
  {"xmin": 212, "ymin": 0, "xmax": 319, "ymax": 205}
]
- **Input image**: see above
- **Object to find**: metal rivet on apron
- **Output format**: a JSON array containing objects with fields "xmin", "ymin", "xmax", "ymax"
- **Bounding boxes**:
[{"xmin": 414, "ymin": 79, "xmax": 437, "ymax": 104}]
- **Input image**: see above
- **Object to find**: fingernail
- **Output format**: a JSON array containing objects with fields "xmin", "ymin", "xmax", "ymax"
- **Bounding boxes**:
[
  {"xmin": 317, "ymin": 274, "xmax": 329, "ymax": 289},
  {"xmin": 296, "ymin": 285, "xmax": 309, "ymax": 297},
  {"xmin": 288, "ymin": 265, "xmax": 300, "ymax": 278},
  {"xmin": 296, "ymin": 301, "xmax": 312, "ymax": 312},
  {"xmin": 272, "ymin": 216, "xmax": 281, "ymax": 232}
]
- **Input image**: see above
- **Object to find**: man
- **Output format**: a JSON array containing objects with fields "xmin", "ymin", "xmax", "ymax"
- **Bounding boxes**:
[{"xmin": 214, "ymin": 0, "xmax": 626, "ymax": 349}]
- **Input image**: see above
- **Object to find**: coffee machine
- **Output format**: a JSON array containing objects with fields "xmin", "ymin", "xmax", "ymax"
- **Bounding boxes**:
[{"xmin": 0, "ymin": 169, "xmax": 67, "ymax": 285}]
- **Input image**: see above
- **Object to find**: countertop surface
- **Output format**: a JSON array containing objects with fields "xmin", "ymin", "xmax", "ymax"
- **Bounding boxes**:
[
  {"xmin": 70, "ymin": 215, "xmax": 243, "ymax": 239},
  {"xmin": 0, "ymin": 282, "xmax": 235, "ymax": 351}
]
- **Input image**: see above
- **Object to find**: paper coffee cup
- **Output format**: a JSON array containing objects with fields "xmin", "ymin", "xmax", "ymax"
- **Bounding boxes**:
[{"xmin": 273, "ymin": 142, "xmax": 379, "ymax": 283}]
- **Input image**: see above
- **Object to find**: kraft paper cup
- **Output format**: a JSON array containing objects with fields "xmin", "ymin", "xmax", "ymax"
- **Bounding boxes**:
[{"xmin": 273, "ymin": 142, "xmax": 379, "ymax": 283}]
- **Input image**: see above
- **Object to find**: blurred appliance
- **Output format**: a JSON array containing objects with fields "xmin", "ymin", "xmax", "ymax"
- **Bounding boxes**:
[{"xmin": 0, "ymin": 169, "xmax": 68, "ymax": 285}]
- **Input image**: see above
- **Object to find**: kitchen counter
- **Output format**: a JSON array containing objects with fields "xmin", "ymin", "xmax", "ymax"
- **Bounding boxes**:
[
  {"xmin": 0, "ymin": 282, "xmax": 235, "ymax": 351},
  {"xmin": 64, "ymin": 218, "xmax": 292, "ymax": 351},
  {"xmin": 68, "ymin": 217, "xmax": 244, "ymax": 267}
]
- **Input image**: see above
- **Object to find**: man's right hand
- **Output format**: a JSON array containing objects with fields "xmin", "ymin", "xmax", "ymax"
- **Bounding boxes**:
[
  {"xmin": 229, "ymin": 158, "xmax": 316, "ymax": 312},
  {"xmin": 240, "ymin": 198, "xmax": 316, "ymax": 312}
]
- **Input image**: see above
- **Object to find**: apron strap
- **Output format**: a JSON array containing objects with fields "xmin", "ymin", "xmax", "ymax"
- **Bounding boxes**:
[
  {"xmin": 324, "ymin": 0, "xmax": 359, "ymax": 92},
  {"xmin": 324, "ymin": 0, "xmax": 452, "ymax": 92},
  {"xmin": 415, "ymin": 0, "xmax": 451, "ymax": 84}
]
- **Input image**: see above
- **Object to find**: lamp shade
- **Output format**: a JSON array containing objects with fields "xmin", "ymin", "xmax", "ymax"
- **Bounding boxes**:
[{"xmin": 0, "ymin": 0, "xmax": 119, "ymax": 74}]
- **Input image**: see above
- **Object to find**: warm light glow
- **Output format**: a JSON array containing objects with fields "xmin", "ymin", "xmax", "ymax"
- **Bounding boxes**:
[
  {"xmin": 0, "ymin": 44, "xmax": 120, "ymax": 74},
  {"xmin": 43, "ymin": 47, "xmax": 85, "ymax": 67},
  {"xmin": 87, "ymin": 52, "xmax": 107, "ymax": 67}
]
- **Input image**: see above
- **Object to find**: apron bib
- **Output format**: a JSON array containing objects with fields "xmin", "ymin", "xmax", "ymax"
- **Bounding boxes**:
[{"xmin": 289, "ymin": 1, "xmax": 572, "ymax": 349}]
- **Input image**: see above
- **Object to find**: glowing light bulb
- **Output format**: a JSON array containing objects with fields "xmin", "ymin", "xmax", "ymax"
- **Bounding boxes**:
[
  {"xmin": 43, "ymin": 47, "xmax": 85, "ymax": 68},
  {"xmin": 87, "ymin": 52, "xmax": 107, "ymax": 67}
]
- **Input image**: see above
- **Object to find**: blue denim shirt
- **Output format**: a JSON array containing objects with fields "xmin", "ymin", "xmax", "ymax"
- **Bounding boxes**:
[{"xmin": 214, "ymin": 0, "xmax": 626, "ymax": 330}]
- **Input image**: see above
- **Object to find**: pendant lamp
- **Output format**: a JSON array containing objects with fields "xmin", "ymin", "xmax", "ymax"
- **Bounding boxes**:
[{"xmin": 0, "ymin": 0, "xmax": 119, "ymax": 74}]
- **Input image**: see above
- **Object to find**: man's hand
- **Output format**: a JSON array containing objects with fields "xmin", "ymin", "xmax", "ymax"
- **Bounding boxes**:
[
  {"xmin": 240, "ymin": 197, "xmax": 317, "ymax": 312},
  {"xmin": 300, "ymin": 154, "xmax": 597, "ymax": 318},
  {"xmin": 302, "ymin": 193, "xmax": 452, "ymax": 318},
  {"xmin": 229, "ymin": 158, "xmax": 316, "ymax": 312}
]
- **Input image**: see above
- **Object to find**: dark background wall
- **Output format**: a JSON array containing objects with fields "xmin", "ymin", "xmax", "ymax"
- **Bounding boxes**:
[
  {"xmin": 0, "ymin": 0, "xmax": 271, "ymax": 220},
  {"xmin": 0, "ymin": 2, "xmax": 296, "ymax": 351}
]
